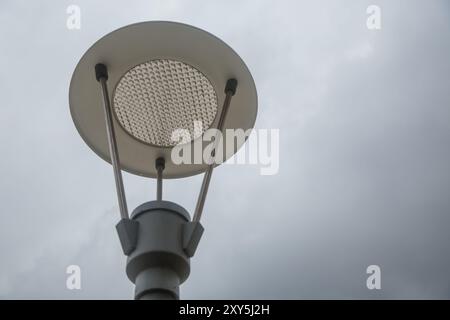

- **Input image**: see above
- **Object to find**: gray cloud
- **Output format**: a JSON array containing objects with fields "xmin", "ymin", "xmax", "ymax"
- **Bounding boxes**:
[{"xmin": 0, "ymin": 0, "xmax": 449, "ymax": 299}]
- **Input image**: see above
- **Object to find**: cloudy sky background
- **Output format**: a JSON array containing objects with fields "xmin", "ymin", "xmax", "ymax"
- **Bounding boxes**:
[{"xmin": 0, "ymin": 0, "xmax": 449, "ymax": 299}]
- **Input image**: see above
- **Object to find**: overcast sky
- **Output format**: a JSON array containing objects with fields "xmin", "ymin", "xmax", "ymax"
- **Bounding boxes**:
[{"xmin": 0, "ymin": 0, "xmax": 450, "ymax": 299}]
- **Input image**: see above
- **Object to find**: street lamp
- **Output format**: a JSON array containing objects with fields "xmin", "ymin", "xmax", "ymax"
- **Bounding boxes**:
[{"xmin": 69, "ymin": 21, "xmax": 257, "ymax": 300}]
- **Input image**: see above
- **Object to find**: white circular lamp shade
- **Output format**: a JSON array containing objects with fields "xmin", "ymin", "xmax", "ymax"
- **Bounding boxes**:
[{"xmin": 69, "ymin": 21, "xmax": 257, "ymax": 178}]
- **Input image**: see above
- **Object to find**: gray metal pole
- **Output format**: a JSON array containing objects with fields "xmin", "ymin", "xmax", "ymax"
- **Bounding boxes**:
[
  {"xmin": 95, "ymin": 63, "xmax": 129, "ymax": 220},
  {"xmin": 139, "ymin": 291, "xmax": 175, "ymax": 300},
  {"xmin": 127, "ymin": 201, "xmax": 192, "ymax": 300},
  {"xmin": 193, "ymin": 79, "xmax": 237, "ymax": 222}
]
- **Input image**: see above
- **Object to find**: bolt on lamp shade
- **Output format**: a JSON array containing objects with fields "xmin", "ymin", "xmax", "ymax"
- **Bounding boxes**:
[{"xmin": 69, "ymin": 21, "xmax": 258, "ymax": 178}]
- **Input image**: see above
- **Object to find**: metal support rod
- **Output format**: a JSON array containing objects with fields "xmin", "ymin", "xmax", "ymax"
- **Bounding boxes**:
[
  {"xmin": 95, "ymin": 63, "xmax": 129, "ymax": 220},
  {"xmin": 155, "ymin": 157, "xmax": 165, "ymax": 201},
  {"xmin": 193, "ymin": 79, "xmax": 238, "ymax": 222}
]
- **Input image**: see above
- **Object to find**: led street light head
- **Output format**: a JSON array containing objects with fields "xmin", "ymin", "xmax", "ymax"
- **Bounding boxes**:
[{"xmin": 69, "ymin": 21, "xmax": 257, "ymax": 178}]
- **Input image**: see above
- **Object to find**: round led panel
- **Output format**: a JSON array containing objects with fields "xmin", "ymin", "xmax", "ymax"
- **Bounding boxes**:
[
  {"xmin": 113, "ymin": 59, "xmax": 218, "ymax": 147},
  {"xmin": 69, "ymin": 21, "xmax": 257, "ymax": 178}
]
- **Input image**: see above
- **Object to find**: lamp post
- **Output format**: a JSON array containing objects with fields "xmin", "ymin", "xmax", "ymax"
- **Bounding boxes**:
[{"xmin": 69, "ymin": 21, "xmax": 257, "ymax": 300}]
